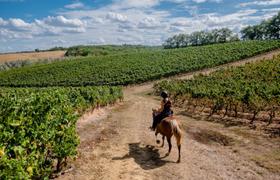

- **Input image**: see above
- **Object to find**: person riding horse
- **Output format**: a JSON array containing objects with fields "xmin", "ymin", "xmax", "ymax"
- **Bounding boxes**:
[
  {"xmin": 150, "ymin": 91, "xmax": 173, "ymax": 131},
  {"xmin": 150, "ymin": 91, "xmax": 181, "ymax": 163}
]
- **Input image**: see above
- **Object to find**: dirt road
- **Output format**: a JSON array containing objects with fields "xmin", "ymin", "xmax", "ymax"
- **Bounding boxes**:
[{"xmin": 57, "ymin": 50, "xmax": 280, "ymax": 180}]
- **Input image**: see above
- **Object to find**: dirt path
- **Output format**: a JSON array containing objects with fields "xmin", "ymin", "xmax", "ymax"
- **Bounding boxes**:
[{"xmin": 57, "ymin": 50, "xmax": 280, "ymax": 180}]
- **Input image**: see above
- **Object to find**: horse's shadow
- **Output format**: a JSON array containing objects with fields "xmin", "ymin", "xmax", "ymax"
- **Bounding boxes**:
[{"xmin": 112, "ymin": 142, "xmax": 175, "ymax": 170}]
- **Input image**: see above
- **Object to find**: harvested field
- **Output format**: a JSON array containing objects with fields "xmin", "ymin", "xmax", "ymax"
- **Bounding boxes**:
[{"xmin": 0, "ymin": 50, "xmax": 66, "ymax": 63}]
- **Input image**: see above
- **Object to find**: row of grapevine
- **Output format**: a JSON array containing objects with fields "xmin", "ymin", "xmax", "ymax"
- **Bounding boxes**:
[
  {"xmin": 0, "ymin": 86, "xmax": 123, "ymax": 179},
  {"xmin": 154, "ymin": 56, "xmax": 280, "ymax": 124},
  {"xmin": 0, "ymin": 40, "xmax": 279, "ymax": 87}
]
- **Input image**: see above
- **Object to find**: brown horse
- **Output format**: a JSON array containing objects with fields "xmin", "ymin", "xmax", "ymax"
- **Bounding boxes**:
[{"xmin": 153, "ymin": 111, "xmax": 182, "ymax": 163}]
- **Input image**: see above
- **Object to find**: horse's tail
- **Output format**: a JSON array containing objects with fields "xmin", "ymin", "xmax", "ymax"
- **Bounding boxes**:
[{"xmin": 170, "ymin": 119, "xmax": 182, "ymax": 146}]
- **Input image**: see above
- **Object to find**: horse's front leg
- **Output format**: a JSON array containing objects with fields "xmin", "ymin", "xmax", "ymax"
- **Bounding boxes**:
[
  {"xmin": 155, "ymin": 132, "xmax": 160, "ymax": 144},
  {"xmin": 166, "ymin": 137, "xmax": 172, "ymax": 156},
  {"xmin": 161, "ymin": 136, "xmax": 165, "ymax": 147}
]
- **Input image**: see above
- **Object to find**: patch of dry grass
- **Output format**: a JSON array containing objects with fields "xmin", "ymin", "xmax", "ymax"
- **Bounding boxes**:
[
  {"xmin": 0, "ymin": 51, "xmax": 66, "ymax": 63},
  {"xmin": 251, "ymin": 150, "xmax": 280, "ymax": 173}
]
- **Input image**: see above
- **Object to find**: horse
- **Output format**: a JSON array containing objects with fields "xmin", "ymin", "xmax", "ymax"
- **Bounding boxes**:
[{"xmin": 152, "ymin": 111, "xmax": 182, "ymax": 163}]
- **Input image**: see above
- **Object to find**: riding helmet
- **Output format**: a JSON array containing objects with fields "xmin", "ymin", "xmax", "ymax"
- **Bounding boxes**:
[{"xmin": 160, "ymin": 91, "xmax": 168, "ymax": 98}]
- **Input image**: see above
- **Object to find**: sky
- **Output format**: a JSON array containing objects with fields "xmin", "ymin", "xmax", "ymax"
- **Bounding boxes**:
[{"xmin": 0, "ymin": 0, "xmax": 279, "ymax": 53}]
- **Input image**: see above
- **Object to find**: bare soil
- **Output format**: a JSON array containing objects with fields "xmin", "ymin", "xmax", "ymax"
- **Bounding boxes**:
[
  {"xmin": 0, "ymin": 50, "xmax": 66, "ymax": 63},
  {"xmin": 57, "ymin": 50, "xmax": 280, "ymax": 180}
]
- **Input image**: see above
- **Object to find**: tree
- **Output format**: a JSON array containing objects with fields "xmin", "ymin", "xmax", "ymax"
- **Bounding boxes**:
[
  {"xmin": 163, "ymin": 28, "xmax": 239, "ymax": 49},
  {"xmin": 267, "ymin": 12, "xmax": 280, "ymax": 39},
  {"xmin": 221, "ymin": 28, "xmax": 234, "ymax": 42},
  {"xmin": 241, "ymin": 11, "xmax": 280, "ymax": 40}
]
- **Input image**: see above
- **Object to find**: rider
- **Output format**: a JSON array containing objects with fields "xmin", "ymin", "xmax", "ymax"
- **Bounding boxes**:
[{"xmin": 150, "ymin": 91, "xmax": 173, "ymax": 131}]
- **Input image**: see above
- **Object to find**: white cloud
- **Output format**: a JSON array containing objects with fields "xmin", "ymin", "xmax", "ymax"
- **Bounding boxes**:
[
  {"xmin": 0, "ymin": 18, "xmax": 8, "ymax": 26},
  {"xmin": 0, "ymin": 15, "xmax": 86, "ymax": 43},
  {"xmin": 52, "ymin": 39, "xmax": 66, "ymax": 44},
  {"xmin": 167, "ymin": 9, "xmax": 266, "ymax": 34},
  {"xmin": 192, "ymin": 0, "xmax": 204, "ymax": 2},
  {"xmin": 32, "ymin": 16, "xmax": 86, "ymax": 35},
  {"xmin": 192, "ymin": 0, "xmax": 222, "ymax": 3},
  {"xmin": 40, "ymin": 16, "xmax": 84, "ymax": 27},
  {"xmin": 0, "ymin": 18, "xmax": 32, "ymax": 31},
  {"xmin": 167, "ymin": 0, "xmax": 187, "ymax": 3},
  {"xmin": 62, "ymin": 27, "xmax": 86, "ymax": 33},
  {"xmin": 239, "ymin": 0, "xmax": 280, "ymax": 7},
  {"xmin": 118, "ymin": 21, "xmax": 136, "ymax": 31},
  {"xmin": 111, "ymin": 0, "xmax": 160, "ymax": 9},
  {"xmin": 171, "ymin": 19, "xmax": 192, "ymax": 26},
  {"xmin": 201, "ymin": 9, "xmax": 258, "ymax": 27},
  {"xmin": 9, "ymin": 18, "xmax": 32, "ymax": 31},
  {"xmin": 106, "ymin": 12, "xmax": 128, "ymax": 22},
  {"xmin": 64, "ymin": 2, "xmax": 85, "ymax": 9},
  {"xmin": 117, "ymin": 34, "xmax": 143, "ymax": 44},
  {"xmin": 0, "ymin": 28, "xmax": 33, "ymax": 39},
  {"xmin": 138, "ymin": 17, "xmax": 163, "ymax": 29}
]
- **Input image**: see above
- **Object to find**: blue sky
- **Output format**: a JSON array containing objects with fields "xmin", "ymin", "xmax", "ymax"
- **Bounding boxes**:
[{"xmin": 0, "ymin": 0, "xmax": 279, "ymax": 52}]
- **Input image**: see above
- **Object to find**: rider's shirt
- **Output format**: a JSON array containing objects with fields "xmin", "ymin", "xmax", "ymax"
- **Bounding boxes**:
[{"xmin": 162, "ymin": 98, "xmax": 172, "ymax": 115}]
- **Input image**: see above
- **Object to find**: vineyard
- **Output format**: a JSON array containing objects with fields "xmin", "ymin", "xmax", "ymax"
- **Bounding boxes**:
[
  {"xmin": 1, "ymin": 40, "xmax": 280, "ymax": 179},
  {"xmin": 154, "ymin": 55, "xmax": 280, "ymax": 126},
  {"xmin": 1, "ymin": 0, "xmax": 280, "ymax": 178},
  {"xmin": 0, "ymin": 40, "xmax": 280, "ymax": 87},
  {"xmin": 0, "ymin": 86, "xmax": 122, "ymax": 179}
]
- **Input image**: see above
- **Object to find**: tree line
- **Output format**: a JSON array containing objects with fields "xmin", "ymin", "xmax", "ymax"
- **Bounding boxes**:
[
  {"xmin": 163, "ymin": 28, "xmax": 239, "ymax": 49},
  {"xmin": 241, "ymin": 12, "xmax": 280, "ymax": 40},
  {"xmin": 164, "ymin": 11, "xmax": 280, "ymax": 49}
]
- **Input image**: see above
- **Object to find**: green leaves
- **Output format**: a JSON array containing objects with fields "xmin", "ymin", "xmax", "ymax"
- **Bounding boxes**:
[
  {"xmin": 0, "ymin": 86, "xmax": 123, "ymax": 179},
  {"xmin": 155, "ymin": 55, "xmax": 280, "ymax": 123}
]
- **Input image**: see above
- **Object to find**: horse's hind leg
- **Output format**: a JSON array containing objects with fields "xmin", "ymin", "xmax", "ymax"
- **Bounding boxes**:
[
  {"xmin": 161, "ymin": 136, "xmax": 165, "ymax": 147},
  {"xmin": 166, "ymin": 137, "xmax": 172, "ymax": 156},
  {"xmin": 177, "ymin": 144, "xmax": 181, "ymax": 163},
  {"xmin": 175, "ymin": 132, "xmax": 182, "ymax": 163}
]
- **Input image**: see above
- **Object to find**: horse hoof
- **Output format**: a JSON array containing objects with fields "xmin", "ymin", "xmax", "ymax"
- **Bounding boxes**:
[{"xmin": 156, "ymin": 140, "xmax": 160, "ymax": 144}]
